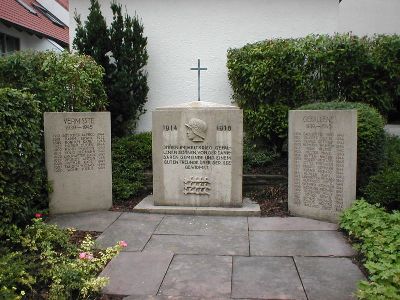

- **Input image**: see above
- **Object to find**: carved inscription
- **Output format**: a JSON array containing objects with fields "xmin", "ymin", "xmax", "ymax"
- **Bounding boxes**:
[
  {"xmin": 293, "ymin": 114, "xmax": 346, "ymax": 211},
  {"xmin": 183, "ymin": 176, "xmax": 211, "ymax": 195},
  {"xmin": 163, "ymin": 145, "xmax": 232, "ymax": 170},
  {"xmin": 52, "ymin": 118, "xmax": 106, "ymax": 173}
]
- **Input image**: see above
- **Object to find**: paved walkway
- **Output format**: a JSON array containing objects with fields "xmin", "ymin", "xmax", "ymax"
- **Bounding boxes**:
[
  {"xmin": 49, "ymin": 212, "xmax": 365, "ymax": 300},
  {"xmin": 385, "ymin": 124, "xmax": 400, "ymax": 137}
]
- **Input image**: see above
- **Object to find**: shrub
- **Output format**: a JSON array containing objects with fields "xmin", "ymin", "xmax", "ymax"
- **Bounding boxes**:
[
  {"xmin": 0, "ymin": 218, "xmax": 124, "ymax": 300},
  {"xmin": 298, "ymin": 101, "xmax": 385, "ymax": 192},
  {"xmin": 363, "ymin": 169, "xmax": 400, "ymax": 210},
  {"xmin": 243, "ymin": 137, "xmax": 280, "ymax": 173},
  {"xmin": 363, "ymin": 134, "xmax": 400, "ymax": 210},
  {"xmin": 0, "ymin": 51, "xmax": 107, "ymax": 112},
  {"xmin": 243, "ymin": 103, "xmax": 289, "ymax": 151},
  {"xmin": 0, "ymin": 88, "xmax": 45, "ymax": 226},
  {"xmin": 112, "ymin": 132, "xmax": 152, "ymax": 201},
  {"xmin": 227, "ymin": 33, "xmax": 400, "ymax": 117},
  {"xmin": 340, "ymin": 200, "xmax": 400, "ymax": 300}
]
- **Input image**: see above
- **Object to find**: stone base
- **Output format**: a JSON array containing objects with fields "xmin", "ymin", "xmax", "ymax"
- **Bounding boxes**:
[{"xmin": 133, "ymin": 196, "xmax": 261, "ymax": 217}]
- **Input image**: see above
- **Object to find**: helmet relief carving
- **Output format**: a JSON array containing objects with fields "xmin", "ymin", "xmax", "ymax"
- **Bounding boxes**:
[{"xmin": 185, "ymin": 118, "xmax": 207, "ymax": 142}]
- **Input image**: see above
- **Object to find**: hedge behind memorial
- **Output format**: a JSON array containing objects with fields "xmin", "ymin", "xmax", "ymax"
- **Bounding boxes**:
[
  {"xmin": 298, "ymin": 102, "xmax": 385, "ymax": 193},
  {"xmin": 0, "ymin": 51, "xmax": 108, "ymax": 226},
  {"xmin": 0, "ymin": 88, "xmax": 44, "ymax": 227},
  {"xmin": 227, "ymin": 34, "xmax": 400, "ymax": 138},
  {"xmin": 0, "ymin": 51, "xmax": 107, "ymax": 112}
]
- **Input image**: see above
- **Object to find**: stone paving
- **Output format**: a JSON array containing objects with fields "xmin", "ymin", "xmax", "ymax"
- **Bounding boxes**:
[{"xmin": 49, "ymin": 211, "xmax": 366, "ymax": 300}]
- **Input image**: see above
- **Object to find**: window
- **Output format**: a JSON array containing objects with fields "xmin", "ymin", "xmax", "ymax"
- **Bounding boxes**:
[
  {"xmin": 32, "ymin": 3, "xmax": 66, "ymax": 28},
  {"xmin": 0, "ymin": 33, "xmax": 20, "ymax": 56}
]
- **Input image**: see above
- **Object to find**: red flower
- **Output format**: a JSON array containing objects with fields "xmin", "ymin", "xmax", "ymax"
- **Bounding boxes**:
[{"xmin": 35, "ymin": 213, "xmax": 43, "ymax": 218}]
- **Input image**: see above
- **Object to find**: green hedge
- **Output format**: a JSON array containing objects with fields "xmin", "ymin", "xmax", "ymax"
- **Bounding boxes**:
[
  {"xmin": 0, "ymin": 88, "xmax": 44, "ymax": 226},
  {"xmin": 112, "ymin": 132, "xmax": 152, "ymax": 202},
  {"xmin": 362, "ymin": 134, "xmax": 400, "ymax": 210},
  {"xmin": 340, "ymin": 200, "xmax": 400, "ymax": 300},
  {"xmin": 0, "ymin": 51, "xmax": 107, "ymax": 112},
  {"xmin": 227, "ymin": 34, "xmax": 400, "ymax": 117},
  {"xmin": 298, "ymin": 102, "xmax": 385, "ymax": 192},
  {"xmin": 0, "ymin": 52, "xmax": 108, "ymax": 226}
]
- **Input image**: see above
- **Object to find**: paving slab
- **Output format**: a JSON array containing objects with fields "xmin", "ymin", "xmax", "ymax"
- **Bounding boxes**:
[
  {"xmin": 96, "ymin": 218, "xmax": 162, "ymax": 251},
  {"xmin": 295, "ymin": 257, "xmax": 366, "ymax": 300},
  {"xmin": 232, "ymin": 256, "xmax": 307, "ymax": 300},
  {"xmin": 124, "ymin": 296, "xmax": 230, "ymax": 300},
  {"xmin": 248, "ymin": 216, "xmax": 338, "ymax": 231},
  {"xmin": 250, "ymin": 231, "xmax": 355, "ymax": 256},
  {"xmin": 100, "ymin": 251, "xmax": 174, "ymax": 297},
  {"xmin": 134, "ymin": 196, "xmax": 260, "ymax": 216},
  {"xmin": 144, "ymin": 234, "xmax": 249, "ymax": 256},
  {"xmin": 118, "ymin": 212, "xmax": 165, "ymax": 222},
  {"xmin": 158, "ymin": 255, "xmax": 232, "ymax": 298},
  {"xmin": 48, "ymin": 210, "xmax": 121, "ymax": 232},
  {"xmin": 155, "ymin": 215, "xmax": 248, "ymax": 236}
]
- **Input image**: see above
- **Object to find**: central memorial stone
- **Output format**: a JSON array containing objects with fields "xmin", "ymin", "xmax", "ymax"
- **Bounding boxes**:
[{"xmin": 152, "ymin": 101, "xmax": 243, "ymax": 207}]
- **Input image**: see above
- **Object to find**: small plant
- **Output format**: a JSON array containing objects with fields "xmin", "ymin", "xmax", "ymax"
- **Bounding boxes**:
[
  {"xmin": 112, "ymin": 132, "xmax": 152, "ymax": 201},
  {"xmin": 0, "ymin": 218, "xmax": 126, "ymax": 299},
  {"xmin": 340, "ymin": 200, "xmax": 400, "ymax": 300},
  {"xmin": 243, "ymin": 137, "xmax": 280, "ymax": 173}
]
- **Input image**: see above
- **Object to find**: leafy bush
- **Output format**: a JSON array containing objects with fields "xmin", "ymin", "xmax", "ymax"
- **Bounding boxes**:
[
  {"xmin": 340, "ymin": 200, "xmax": 400, "ymax": 300},
  {"xmin": 227, "ymin": 33, "xmax": 400, "ymax": 117},
  {"xmin": 363, "ymin": 169, "xmax": 400, "ymax": 210},
  {"xmin": 363, "ymin": 134, "xmax": 400, "ymax": 210},
  {"xmin": 298, "ymin": 101, "xmax": 385, "ymax": 192},
  {"xmin": 244, "ymin": 103, "xmax": 289, "ymax": 151},
  {"xmin": 243, "ymin": 137, "xmax": 280, "ymax": 173},
  {"xmin": 112, "ymin": 132, "xmax": 152, "ymax": 201},
  {"xmin": 0, "ymin": 88, "xmax": 45, "ymax": 226},
  {"xmin": 0, "ymin": 51, "xmax": 107, "ymax": 112},
  {"xmin": 0, "ymin": 218, "xmax": 124, "ymax": 300}
]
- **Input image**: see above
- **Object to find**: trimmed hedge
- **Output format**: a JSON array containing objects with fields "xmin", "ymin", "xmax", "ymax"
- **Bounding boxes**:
[
  {"xmin": 0, "ymin": 52, "xmax": 108, "ymax": 226},
  {"xmin": 227, "ymin": 34, "xmax": 400, "ymax": 117},
  {"xmin": 298, "ymin": 102, "xmax": 385, "ymax": 192},
  {"xmin": 0, "ymin": 51, "xmax": 107, "ymax": 112},
  {"xmin": 363, "ymin": 134, "xmax": 400, "ymax": 210},
  {"xmin": 112, "ymin": 132, "xmax": 152, "ymax": 202},
  {"xmin": 340, "ymin": 200, "xmax": 400, "ymax": 300},
  {"xmin": 0, "ymin": 88, "xmax": 44, "ymax": 226}
]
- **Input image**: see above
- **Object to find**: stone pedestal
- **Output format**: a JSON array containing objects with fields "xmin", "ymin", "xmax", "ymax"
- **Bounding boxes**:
[
  {"xmin": 152, "ymin": 101, "xmax": 243, "ymax": 207},
  {"xmin": 44, "ymin": 112, "xmax": 112, "ymax": 214},
  {"xmin": 288, "ymin": 110, "xmax": 357, "ymax": 222}
]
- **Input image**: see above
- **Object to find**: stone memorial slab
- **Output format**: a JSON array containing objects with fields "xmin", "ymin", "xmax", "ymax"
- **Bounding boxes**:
[
  {"xmin": 44, "ymin": 112, "xmax": 112, "ymax": 214},
  {"xmin": 288, "ymin": 110, "xmax": 357, "ymax": 222},
  {"xmin": 152, "ymin": 101, "xmax": 243, "ymax": 207}
]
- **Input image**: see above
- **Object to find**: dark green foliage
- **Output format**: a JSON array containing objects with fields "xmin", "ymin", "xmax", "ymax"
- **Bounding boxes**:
[
  {"xmin": 0, "ymin": 51, "xmax": 108, "ymax": 112},
  {"xmin": 74, "ymin": 0, "xmax": 149, "ymax": 137},
  {"xmin": 363, "ymin": 134, "xmax": 400, "ymax": 210},
  {"xmin": 340, "ymin": 200, "xmax": 400, "ymax": 299},
  {"xmin": 243, "ymin": 137, "xmax": 280, "ymax": 173},
  {"xmin": 363, "ymin": 169, "xmax": 400, "ymax": 210},
  {"xmin": 298, "ymin": 102, "xmax": 385, "ymax": 192},
  {"xmin": 244, "ymin": 103, "xmax": 289, "ymax": 151},
  {"xmin": 112, "ymin": 132, "xmax": 152, "ymax": 201},
  {"xmin": 227, "ymin": 34, "xmax": 400, "ymax": 117},
  {"xmin": 0, "ymin": 88, "xmax": 44, "ymax": 226},
  {"xmin": 383, "ymin": 134, "xmax": 400, "ymax": 169}
]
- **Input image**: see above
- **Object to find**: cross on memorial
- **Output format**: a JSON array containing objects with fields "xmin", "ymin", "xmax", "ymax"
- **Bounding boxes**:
[{"xmin": 190, "ymin": 59, "xmax": 207, "ymax": 101}]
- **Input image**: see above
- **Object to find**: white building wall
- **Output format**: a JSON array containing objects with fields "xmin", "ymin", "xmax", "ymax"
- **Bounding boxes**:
[
  {"xmin": 339, "ymin": 0, "xmax": 400, "ymax": 35},
  {"xmin": 0, "ymin": 23, "xmax": 62, "ymax": 52},
  {"xmin": 70, "ymin": 0, "xmax": 338, "ymax": 131}
]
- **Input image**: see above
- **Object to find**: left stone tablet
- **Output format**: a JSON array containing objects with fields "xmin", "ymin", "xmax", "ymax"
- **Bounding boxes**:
[{"xmin": 44, "ymin": 112, "xmax": 112, "ymax": 214}]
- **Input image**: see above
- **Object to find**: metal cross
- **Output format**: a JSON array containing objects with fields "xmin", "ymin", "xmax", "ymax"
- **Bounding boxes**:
[{"xmin": 190, "ymin": 59, "xmax": 207, "ymax": 101}]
